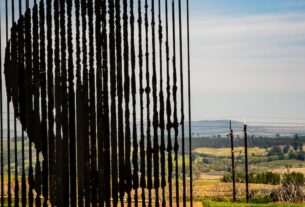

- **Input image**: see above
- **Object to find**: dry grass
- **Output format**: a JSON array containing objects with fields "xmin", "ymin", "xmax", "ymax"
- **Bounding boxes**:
[
  {"xmin": 254, "ymin": 160, "xmax": 305, "ymax": 170},
  {"xmin": 193, "ymin": 147, "xmax": 268, "ymax": 157},
  {"xmin": 116, "ymin": 201, "xmax": 203, "ymax": 207},
  {"xmin": 200, "ymin": 173, "xmax": 223, "ymax": 181},
  {"xmin": 193, "ymin": 180, "xmax": 279, "ymax": 198},
  {"xmin": 273, "ymin": 167, "xmax": 305, "ymax": 174}
]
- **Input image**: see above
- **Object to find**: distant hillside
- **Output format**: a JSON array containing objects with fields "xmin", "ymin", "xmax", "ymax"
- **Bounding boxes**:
[
  {"xmin": 184, "ymin": 120, "xmax": 305, "ymax": 138},
  {"xmin": 2, "ymin": 119, "xmax": 304, "ymax": 141}
]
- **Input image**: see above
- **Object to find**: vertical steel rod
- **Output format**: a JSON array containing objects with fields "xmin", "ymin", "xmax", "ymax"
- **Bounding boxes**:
[
  {"xmin": 186, "ymin": 0, "xmax": 193, "ymax": 206},
  {"xmin": 0, "ymin": 0, "xmax": 3, "ymax": 204},
  {"xmin": 138, "ymin": 0, "xmax": 146, "ymax": 205},
  {"xmin": 171, "ymin": 0, "xmax": 180, "ymax": 205},
  {"xmin": 67, "ymin": 0, "xmax": 76, "ymax": 205},
  {"xmin": 230, "ymin": 121, "xmax": 236, "ymax": 202},
  {"xmin": 244, "ymin": 124, "xmax": 249, "ymax": 202},
  {"xmin": 165, "ymin": 0, "xmax": 173, "ymax": 206},
  {"xmin": 158, "ymin": 0, "xmax": 166, "ymax": 206},
  {"xmin": 178, "ymin": 0, "xmax": 186, "ymax": 205},
  {"xmin": 6, "ymin": 0, "xmax": 12, "ymax": 205}
]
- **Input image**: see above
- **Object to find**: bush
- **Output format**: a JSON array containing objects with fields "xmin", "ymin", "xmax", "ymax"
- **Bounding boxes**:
[
  {"xmin": 250, "ymin": 172, "xmax": 280, "ymax": 185},
  {"xmin": 222, "ymin": 171, "xmax": 280, "ymax": 185},
  {"xmin": 222, "ymin": 171, "xmax": 246, "ymax": 183},
  {"xmin": 278, "ymin": 172, "xmax": 305, "ymax": 202},
  {"xmin": 282, "ymin": 172, "xmax": 304, "ymax": 186},
  {"xmin": 267, "ymin": 155, "xmax": 280, "ymax": 162},
  {"xmin": 283, "ymin": 144, "xmax": 290, "ymax": 153},
  {"xmin": 268, "ymin": 146, "xmax": 283, "ymax": 155},
  {"xmin": 249, "ymin": 194, "xmax": 273, "ymax": 203},
  {"xmin": 288, "ymin": 150, "xmax": 297, "ymax": 159},
  {"xmin": 296, "ymin": 152, "xmax": 305, "ymax": 161}
]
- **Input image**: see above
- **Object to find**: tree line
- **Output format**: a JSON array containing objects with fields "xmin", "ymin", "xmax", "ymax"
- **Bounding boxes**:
[{"xmin": 181, "ymin": 135, "xmax": 305, "ymax": 152}]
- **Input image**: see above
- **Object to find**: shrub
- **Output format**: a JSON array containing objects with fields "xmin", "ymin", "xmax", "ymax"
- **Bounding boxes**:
[
  {"xmin": 278, "ymin": 172, "xmax": 305, "ymax": 202},
  {"xmin": 282, "ymin": 172, "xmax": 304, "ymax": 186},
  {"xmin": 249, "ymin": 194, "xmax": 273, "ymax": 203},
  {"xmin": 296, "ymin": 152, "xmax": 305, "ymax": 161},
  {"xmin": 267, "ymin": 155, "xmax": 280, "ymax": 162},
  {"xmin": 251, "ymin": 172, "xmax": 280, "ymax": 185},
  {"xmin": 283, "ymin": 144, "xmax": 290, "ymax": 153},
  {"xmin": 288, "ymin": 150, "xmax": 297, "ymax": 159},
  {"xmin": 222, "ymin": 171, "xmax": 280, "ymax": 185},
  {"xmin": 268, "ymin": 146, "xmax": 283, "ymax": 155}
]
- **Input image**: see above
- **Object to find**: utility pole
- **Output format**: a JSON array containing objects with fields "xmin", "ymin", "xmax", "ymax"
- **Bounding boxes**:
[
  {"xmin": 244, "ymin": 123, "xmax": 249, "ymax": 202},
  {"xmin": 229, "ymin": 120, "xmax": 236, "ymax": 202}
]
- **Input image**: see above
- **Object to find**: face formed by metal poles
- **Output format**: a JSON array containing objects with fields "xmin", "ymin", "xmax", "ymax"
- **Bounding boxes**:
[{"xmin": 1, "ymin": 0, "xmax": 192, "ymax": 206}]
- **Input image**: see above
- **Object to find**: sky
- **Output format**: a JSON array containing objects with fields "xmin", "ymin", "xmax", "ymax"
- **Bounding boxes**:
[
  {"xmin": 189, "ymin": 0, "xmax": 305, "ymax": 123},
  {"xmin": 0, "ymin": 0, "xmax": 305, "ymax": 125}
]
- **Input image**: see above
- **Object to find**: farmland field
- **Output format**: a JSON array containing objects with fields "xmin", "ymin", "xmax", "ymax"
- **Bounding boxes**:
[
  {"xmin": 194, "ymin": 147, "xmax": 268, "ymax": 157},
  {"xmin": 1, "ymin": 142, "xmax": 305, "ymax": 206},
  {"xmin": 254, "ymin": 160, "xmax": 305, "ymax": 170},
  {"xmin": 192, "ymin": 143, "xmax": 305, "ymax": 206},
  {"xmin": 193, "ymin": 179, "xmax": 279, "ymax": 198},
  {"xmin": 202, "ymin": 200, "xmax": 305, "ymax": 207},
  {"xmin": 273, "ymin": 167, "xmax": 305, "ymax": 174}
]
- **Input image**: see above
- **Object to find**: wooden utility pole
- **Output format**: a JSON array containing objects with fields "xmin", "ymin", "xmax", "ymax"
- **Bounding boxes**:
[
  {"xmin": 244, "ymin": 123, "xmax": 249, "ymax": 202},
  {"xmin": 229, "ymin": 121, "xmax": 236, "ymax": 202}
]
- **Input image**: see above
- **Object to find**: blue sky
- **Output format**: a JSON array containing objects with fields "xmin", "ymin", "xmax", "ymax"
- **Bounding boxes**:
[
  {"xmin": 191, "ymin": 0, "xmax": 305, "ymax": 16},
  {"xmin": 1, "ymin": 0, "xmax": 305, "ymax": 125},
  {"xmin": 189, "ymin": 0, "xmax": 305, "ymax": 123}
]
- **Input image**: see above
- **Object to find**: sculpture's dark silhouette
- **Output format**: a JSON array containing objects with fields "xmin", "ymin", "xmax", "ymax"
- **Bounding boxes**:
[{"xmin": 0, "ymin": 0, "xmax": 192, "ymax": 206}]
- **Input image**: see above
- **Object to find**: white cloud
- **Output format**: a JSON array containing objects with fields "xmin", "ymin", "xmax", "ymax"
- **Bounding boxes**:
[
  {"xmin": 192, "ymin": 13, "xmax": 305, "ymax": 38},
  {"xmin": 189, "ymin": 12, "xmax": 305, "ymax": 120}
]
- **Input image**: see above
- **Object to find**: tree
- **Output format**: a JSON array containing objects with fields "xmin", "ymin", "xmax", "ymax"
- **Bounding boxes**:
[
  {"xmin": 292, "ymin": 134, "xmax": 299, "ymax": 151},
  {"xmin": 297, "ymin": 152, "xmax": 305, "ymax": 161},
  {"xmin": 268, "ymin": 146, "xmax": 283, "ymax": 155},
  {"xmin": 283, "ymin": 144, "xmax": 290, "ymax": 153},
  {"xmin": 288, "ymin": 150, "xmax": 297, "ymax": 159},
  {"xmin": 299, "ymin": 142, "xmax": 304, "ymax": 152}
]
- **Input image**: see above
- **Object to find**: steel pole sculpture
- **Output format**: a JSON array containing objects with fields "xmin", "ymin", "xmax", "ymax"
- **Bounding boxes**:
[{"xmin": 1, "ymin": 0, "xmax": 193, "ymax": 206}]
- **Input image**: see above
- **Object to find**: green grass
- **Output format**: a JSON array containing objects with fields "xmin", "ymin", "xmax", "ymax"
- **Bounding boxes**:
[
  {"xmin": 202, "ymin": 200, "xmax": 305, "ymax": 207},
  {"xmin": 178, "ymin": 154, "xmax": 190, "ymax": 168},
  {"xmin": 254, "ymin": 160, "xmax": 305, "ymax": 169}
]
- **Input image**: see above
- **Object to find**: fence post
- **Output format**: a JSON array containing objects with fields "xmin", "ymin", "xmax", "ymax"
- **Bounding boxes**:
[
  {"xmin": 230, "ymin": 120, "xmax": 236, "ymax": 202},
  {"xmin": 244, "ymin": 123, "xmax": 249, "ymax": 202}
]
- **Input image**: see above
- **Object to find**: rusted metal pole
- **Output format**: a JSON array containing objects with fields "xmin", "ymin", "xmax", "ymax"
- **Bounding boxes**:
[
  {"xmin": 244, "ymin": 123, "xmax": 249, "ymax": 202},
  {"xmin": 230, "ymin": 121, "xmax": 236, "ymax": 202}
]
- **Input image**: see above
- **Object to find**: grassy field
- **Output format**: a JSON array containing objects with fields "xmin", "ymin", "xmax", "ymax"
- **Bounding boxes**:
[
  {"xmin": 192, "ymin": 145, "xmax": 305, "ymax": 173},
  {"xmin": 194, "ymin": 147, "xmax": 268, "ymax": 157},
  {"xmin": 273, "ymin": 167, "xmax": 305, "ymax": 174},
  {"xmin": 2, "ymin": 145, "xmax": 305, "ymax": 206},
  {"xmin": 252, "ymin": 160, "xmax": 305, "ymax": 171},
  {"xmin": 192, "ymin": 146, "xmax": 305, "ymax": 206},
  {"xmin": 202, "ymin": 200, "xmax": 305, "ymax": 207},
  {"xmin": 193, "ymin": 180, "xmax": 279, "ymax": 198}
]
